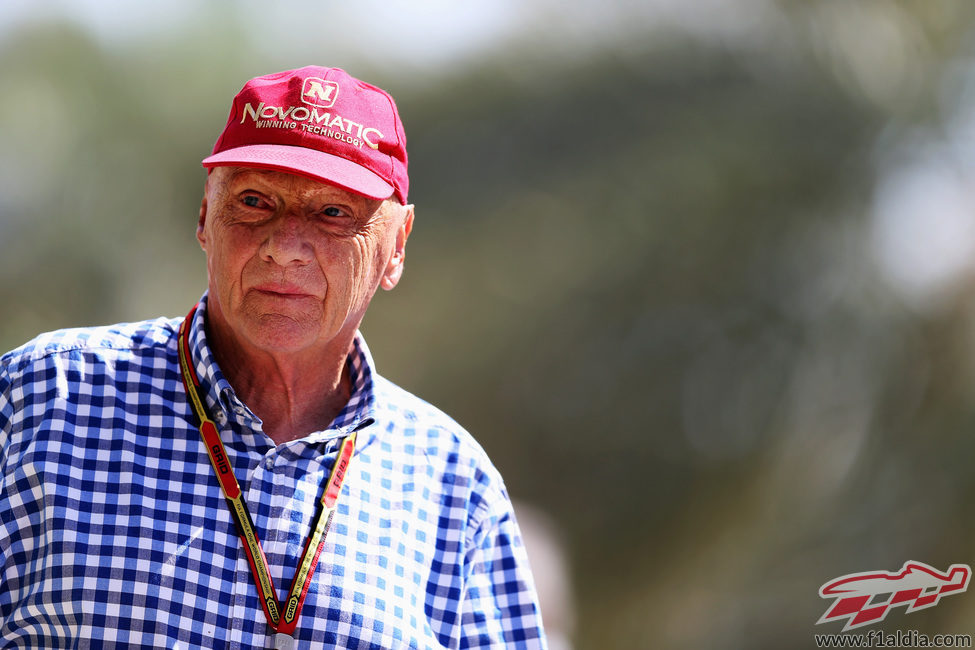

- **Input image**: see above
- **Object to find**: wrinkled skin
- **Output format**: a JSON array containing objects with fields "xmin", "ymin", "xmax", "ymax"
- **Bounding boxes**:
[{"xmin": 198, "ymin": 166, "xmax": 413, "ymax": 359}]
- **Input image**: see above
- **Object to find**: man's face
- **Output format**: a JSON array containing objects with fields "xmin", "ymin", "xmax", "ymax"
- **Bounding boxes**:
[{"xmin": 197, "ymin": 167, "xmax": 413, "ymax": 356}]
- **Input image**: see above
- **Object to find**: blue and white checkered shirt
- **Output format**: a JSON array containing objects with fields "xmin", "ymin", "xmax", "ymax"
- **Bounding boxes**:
[{"xmin": 0, "ymin": 295, "xmax": 546, "ymax": 649}]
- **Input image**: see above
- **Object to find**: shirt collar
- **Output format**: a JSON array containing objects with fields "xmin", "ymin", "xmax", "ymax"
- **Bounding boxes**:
[{"xmin": 185, "ymin": 292, "xmax": 377, "ymax": 445}]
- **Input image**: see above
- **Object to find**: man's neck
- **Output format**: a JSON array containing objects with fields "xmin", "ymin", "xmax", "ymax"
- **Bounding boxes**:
[{"xmin": 204, "ymin": 316, "xmax": 354, "ymax": 446}]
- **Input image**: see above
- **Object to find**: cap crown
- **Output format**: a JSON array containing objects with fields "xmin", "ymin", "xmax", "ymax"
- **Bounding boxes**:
[{"xmin": 204, "ymin": 66, "xmax": 409, "ymax": 203}]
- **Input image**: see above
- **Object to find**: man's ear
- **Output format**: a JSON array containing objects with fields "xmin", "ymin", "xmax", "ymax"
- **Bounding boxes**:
[
  {"xmin": 196, "ymin": 195, "xmax": 208, "ymax": 251},
  {"xmin": 380, "ymin": 204, "xmax": 414, "ymax": 291}
]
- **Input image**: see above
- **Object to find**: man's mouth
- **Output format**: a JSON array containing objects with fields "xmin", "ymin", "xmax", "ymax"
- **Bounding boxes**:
[{"xmin": 252, "ymin": 283, "xmax": 312, "ymax": 298}]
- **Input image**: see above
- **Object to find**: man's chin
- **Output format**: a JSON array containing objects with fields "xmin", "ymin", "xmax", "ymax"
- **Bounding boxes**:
[{"xmin": 242, "ymin": 313, "xmax": 325, "ymax": 355}]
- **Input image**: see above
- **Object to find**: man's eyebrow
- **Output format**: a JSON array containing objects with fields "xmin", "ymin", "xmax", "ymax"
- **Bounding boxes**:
[{"xmin": 226, "ymin": 168, "xmax": 273, "ymax": 184}]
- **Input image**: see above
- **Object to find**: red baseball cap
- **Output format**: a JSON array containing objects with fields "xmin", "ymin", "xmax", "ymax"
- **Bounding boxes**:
[{"xmin": 202, "ymin": 66, "xmax": 409, "ymax": 203}]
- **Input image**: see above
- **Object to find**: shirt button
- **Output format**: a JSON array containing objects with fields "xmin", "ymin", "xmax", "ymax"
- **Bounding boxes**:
[
  {"xmin": 265, "ymin": 458, "xmax": 274, "ymax": 470},
  {"xmin": 213, "ymin": 409, "xmax": 228, "ymax": 425}
]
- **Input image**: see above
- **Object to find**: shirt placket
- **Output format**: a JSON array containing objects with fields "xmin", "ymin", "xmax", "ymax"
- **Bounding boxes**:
[
  {"xmin": 243, "ymin": 445, "xmax": 283, "ymax": 646},
  {"xmin": 214, "ymin": 392, "xmax": 280, "ymax": 649},
  {"xmin": 267, "ymin": 441, "xmax": 338, "ymax": 643},
  {"xmin": 238, "ymin": 435, "xmax": 323, "ymax": 647}
]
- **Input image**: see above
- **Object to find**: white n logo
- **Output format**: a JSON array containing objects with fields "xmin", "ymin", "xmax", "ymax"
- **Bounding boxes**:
[{"xmin": 301, "ymin": 78, "xmax": 339, "ymax": 108}]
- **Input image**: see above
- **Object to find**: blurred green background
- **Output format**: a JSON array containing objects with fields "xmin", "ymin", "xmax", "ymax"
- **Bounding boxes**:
[{"xmin": 5, "ymin": 1, "xmax": 975, "ymax": 648}]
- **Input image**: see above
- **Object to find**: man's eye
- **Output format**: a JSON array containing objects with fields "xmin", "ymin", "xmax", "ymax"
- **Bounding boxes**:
[
  {"xmin": 243, "ymin": 195, "xmax": 263, "ymax": 208},
  {"xmin": 323, "ymin": 207, "xmax": 344, "ymax": 217}
]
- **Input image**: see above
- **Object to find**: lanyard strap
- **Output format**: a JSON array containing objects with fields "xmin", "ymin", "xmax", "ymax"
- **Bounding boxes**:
[{"xmin": 177, "ymin": 305, "xmax": 356, "ymax": 637}]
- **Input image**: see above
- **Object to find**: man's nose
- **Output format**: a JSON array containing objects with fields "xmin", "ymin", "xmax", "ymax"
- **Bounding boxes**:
[{"xmin": 260, "ymin": 212, "xmax": 313, "ymax": 266}]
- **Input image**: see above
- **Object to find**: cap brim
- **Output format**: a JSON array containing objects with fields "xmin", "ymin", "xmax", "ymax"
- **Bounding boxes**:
[{"xmin": 202, "ymin": 144, "xmax": 394, "ymax": 200}]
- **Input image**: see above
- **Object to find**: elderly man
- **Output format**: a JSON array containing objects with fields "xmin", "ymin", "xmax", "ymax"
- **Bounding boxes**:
[{"xmin": 0, "ymin": 67, "xmax": 546, "ymax": 649}]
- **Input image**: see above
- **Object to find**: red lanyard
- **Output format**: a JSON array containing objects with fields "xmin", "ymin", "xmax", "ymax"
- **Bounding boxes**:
[{"xmin": 177, "ymin": 306, "xmax": 356, "ymax": 639}]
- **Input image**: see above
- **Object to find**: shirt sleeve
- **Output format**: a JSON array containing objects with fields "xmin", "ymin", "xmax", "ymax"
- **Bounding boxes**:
[
  {"xmin": 0, "ymin": 358, "xmax": 10, "ymax": 479},
  {"xmin": 460, "ymin": 492, "xmax": 547, "ymax": 649}
]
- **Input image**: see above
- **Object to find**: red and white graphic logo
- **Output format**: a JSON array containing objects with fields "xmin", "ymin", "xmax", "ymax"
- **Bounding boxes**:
[
  {"xmin": 817, "ymin": 561, "xmax": 970, "ymax": 631},
  {"xmin": 301, "ymin": 77, "xmax": 339, "ymax": 108}
]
